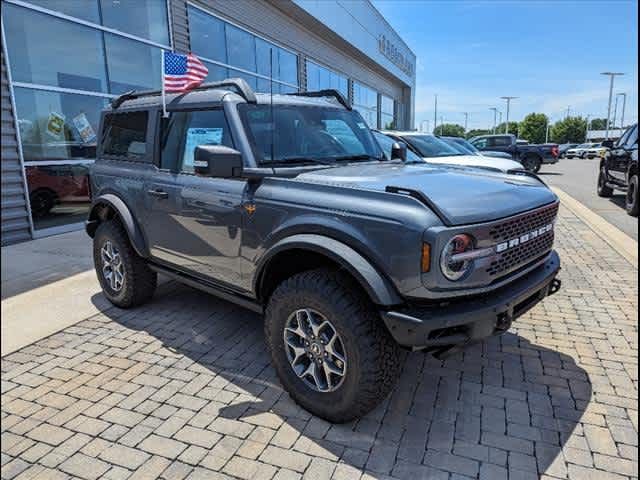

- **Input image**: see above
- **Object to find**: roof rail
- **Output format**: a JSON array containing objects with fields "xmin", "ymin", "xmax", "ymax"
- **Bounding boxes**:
[
  {"xmin": 110, "ymin": 78, "xmax": 257, "ymax": 109},
  {"xmin": 287, "ymin": 89, "xmax": 351, "ymax": 110}
]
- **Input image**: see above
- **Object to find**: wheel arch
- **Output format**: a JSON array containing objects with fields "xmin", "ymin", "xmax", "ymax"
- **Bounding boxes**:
[
  {"xmin": 86, "ymin": 193, "xmax": 148, "ymax": 258},
  {"xmin": 255, "ymin": 234, "xmax": 403, "ymax": 307}
]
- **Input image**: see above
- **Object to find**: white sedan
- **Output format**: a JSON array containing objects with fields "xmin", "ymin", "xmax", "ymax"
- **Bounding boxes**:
[{"xmin": 565, "ymin": 143, "xmax": 596, "ymax": 159}]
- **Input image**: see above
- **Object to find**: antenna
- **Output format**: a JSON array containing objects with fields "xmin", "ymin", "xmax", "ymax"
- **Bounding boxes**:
[{"xmin": 270, "ymin": 48, "xmax": 275, "ymax": 163}]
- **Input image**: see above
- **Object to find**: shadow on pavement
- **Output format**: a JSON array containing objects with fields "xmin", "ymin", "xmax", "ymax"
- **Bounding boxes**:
[{"xmin": 93, "ymin": 280, "xmax": 590, "ymax": 478}]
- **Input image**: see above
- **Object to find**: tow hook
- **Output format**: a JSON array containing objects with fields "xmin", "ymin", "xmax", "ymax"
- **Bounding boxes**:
[{"xmin": 548, "ymin": 278, "xmax": 562, "ymax": 296}]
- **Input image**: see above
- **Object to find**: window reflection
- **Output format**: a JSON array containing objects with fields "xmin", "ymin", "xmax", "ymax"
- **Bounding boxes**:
[
  {"xmin": 306, "ymin": 61, "xmax": 348, "ymax": 98},
  {"xmin": 25, "ymin": 0, "xmax": 100, "ymax": 23},
  {"xmin": 353, "ymin": 82, "xmax": 378, "ymax": 128},
  {"xmin": 100, "ymin": 0, "xmax": 169, "ymax": 45},
  {"xmin": 105, "ymin": 34, "xmax": 162, "ymax": 94}
]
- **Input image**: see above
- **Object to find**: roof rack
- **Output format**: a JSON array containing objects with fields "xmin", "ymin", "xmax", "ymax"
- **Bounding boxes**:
[
  {"xmin": 110, "ymin": 78, "xmax": 257, "ymax": 109},
  {"xmin": 287, "ymin": 89, "xmax": 351, "ymax": 110}
]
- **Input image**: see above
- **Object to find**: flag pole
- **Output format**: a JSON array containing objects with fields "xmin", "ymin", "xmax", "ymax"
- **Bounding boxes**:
[{"xmin": 161, "ymin": 49, "xmax": 168, "ymax": 118}]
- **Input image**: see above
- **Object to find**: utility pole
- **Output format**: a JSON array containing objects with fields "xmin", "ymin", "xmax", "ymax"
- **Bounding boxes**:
[
  {"xmin": 498, "ymin": 110, "xmax": 503, "ymax": 127},
  {"xmin": 612, "ymin": 95, "xmax": 619, "ymax": 130},
  {"xmin": 545, "ymin": 118, "xmax": 551, "ymax": 143},
  {"xmin": 489, "ymin": 107, "xmax": 498, "ymax": 134},
  {"xmin": 433, "ymin": 94, "xmax": 438, "ymax": 136},
  {"xmin": 501, "ymin": 96, "xmax": 518, "ymax": 134},
  {"xmin": 601, "ymin": 72, "xmax": 624, "ymax": 139},
  {"xmin": 585, "ymin": 115, "xmax": 591, "ymax": 142},
  {"xmin": 463, "ymin": 112, "xmax": 469, "ymax": 134},
  {"xmin": 617, "ymin": 92, "xmax": 627, "ymax": 128},
  {"xmin": 440, "ymin": 116, "xmax": 444, "ymax": 135}
]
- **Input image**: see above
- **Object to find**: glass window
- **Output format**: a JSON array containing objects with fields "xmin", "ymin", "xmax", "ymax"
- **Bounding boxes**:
[
  {"xmin": 239, "ymin": 104, "xmax": 382, "ymax": 165},
  {"xmin": 624, "ymin": 126, "xmax": 638, "ymax": 148},
  {"xmin": 160, "ymin": 110, "xmax": 234, "ymax": 173},
  {"xmin": 25, "ymin": 0, "xmax": 100, "ymax": 23},
  {"xmin": 225, "ymin": 24, "xmax": 256, "ymax": 73},
  {"xmin": 105, "ymin": 34, "xmax": 162, "ymax": 94},
  {"xmin": 228, "ymin": 68, "xmax": 257, "ymax": 91},
  {"xmin": 381, "ymin": 95, "xmax": 394, "ymax": 115},
  {"xmin": 306, "ymin": 61, "xmax": 347, "ymax": 98},
  {"xmin": 472, "ymin": 138, "xmax": 488, "ymax": 149},
  {"xmin": 401, "ymin": 135, "xmax": 461, "ymax": 158},
  {"xmin": 100, "ymin": 0, "xmax": 169, "ymax": 45},
  {"xmin": 371, "ymin": 131, "xmax": 422, "ymax": 163},
  {"xmin": 353, "ymin": 82, "xmax": 378, "ymax": 128},
  {"xmin": 278, "ymin": 49, "xmax": 298, "ymax": 86},
  {"xmin": 3, "ymin": 3, "xmax": 107, "ymax": 92},
  {"xmin": 490, "ymin": 136, "xmax": 512, "ymax": 147},
  {"xmin": 256, "ymin": 38, "xmax": 278, "ymax": 80},
  {"xmin": 14, "ymin": 87, "xmax": 105, "ymax": 162},
  {"xmin": 102, "ymin": 111, "xmax": 148, "ymax": 158},
  {"xmin": 203, "ymin": 62, "xmax": 229, "ymax": 83},
  {"xmin": 188, "ymin": 6, "xmax": 227, "ymax": 64}
]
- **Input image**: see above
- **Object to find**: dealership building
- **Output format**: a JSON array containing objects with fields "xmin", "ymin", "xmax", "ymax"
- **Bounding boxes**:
[{"xmin": 0, "ymin": 0, "xmax": 416, "ymax": 245}]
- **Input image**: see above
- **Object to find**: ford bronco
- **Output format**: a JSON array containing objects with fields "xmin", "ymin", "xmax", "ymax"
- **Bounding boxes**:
[{"xmin": 87, "ymin": 79, "xmax": 562, "ymax": 422}]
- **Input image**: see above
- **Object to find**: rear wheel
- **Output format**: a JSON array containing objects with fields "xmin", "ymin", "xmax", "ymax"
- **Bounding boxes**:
[
  {"xmin": 626, "ymin": 174, "xmax": 639, "ymax": 217},
  {"xmin": 265, "ymin": 268, "xmax": 404, "ymax": 423},
  {"xmin": 597, "ymin": 167, "xmax": 614, "ymax": 197},
  {"xmin": 93, "ymin": 220, "xmax": 157, "ymax": 308},
  {"xmin": 522, "ymin": 155, "xmax": 541, "ymax": 173}
]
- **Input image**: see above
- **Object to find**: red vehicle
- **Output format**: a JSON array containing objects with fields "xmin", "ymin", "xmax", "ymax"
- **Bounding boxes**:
[{"xmin": 27, "ymin": 164, "xmax": 90, "ymax": 217}]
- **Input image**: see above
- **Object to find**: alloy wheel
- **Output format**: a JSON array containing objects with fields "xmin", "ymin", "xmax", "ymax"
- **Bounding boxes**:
[
  {"xmin": 101, "ymin": 240, "xmax": 124, "ymax": 292},
  {"xmin": 283, "ymin": 308, "xmax": 347, "ymax": 393}
]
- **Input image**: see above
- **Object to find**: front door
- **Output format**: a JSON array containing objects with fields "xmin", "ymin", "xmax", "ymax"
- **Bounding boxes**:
[{"xmin": 142, "ymin": 108, "xmax": 247, "ymax": 289}]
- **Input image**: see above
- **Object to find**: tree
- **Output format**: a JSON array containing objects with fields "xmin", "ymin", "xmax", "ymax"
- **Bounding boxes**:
[
  {"xmin": 519, "ymin": 113, "xmax": 549, "ymax": 144},
  {"xmin": 550, "ymin": 116, "xmax": 587, "ymax": 143},
  {"xmin": 495, "ymin": 121, "xmax": 519, "ymax": 137},
  {"xmin": 589, "ymin": 118, "xmax": 608, "ymax": 130},
  {"xmin": 434, "ymin": 123, "xmax": 465, "ymax": 137},
  {"xmin": 466, "ymin": 129, "xmax": 491, "ymax": 139}
]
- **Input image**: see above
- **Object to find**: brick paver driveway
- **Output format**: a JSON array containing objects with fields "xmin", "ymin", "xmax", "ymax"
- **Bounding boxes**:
[{"xmin": 2, "ymin": 205, "xmax": 637, "ymax": 480}]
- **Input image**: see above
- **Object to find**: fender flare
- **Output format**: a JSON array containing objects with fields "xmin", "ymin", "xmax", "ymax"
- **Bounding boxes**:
[
  {"xmin": 255, "ymin": 234, "xmax": 403, "ymax": 306},
  {"xmin": 86, "ymin": 193, "xmax": 147, "ymax": 257}
]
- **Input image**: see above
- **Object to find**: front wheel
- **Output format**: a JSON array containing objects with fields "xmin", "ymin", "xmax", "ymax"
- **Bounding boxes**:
[
  {"xmin": 265, "ymin": 268, "xmax": 404, "ymax": 423},
  {"xmin": 626, "ymin": 174, "xmax": 639, "ymax": 217},
  {"xmin": 93, "ymin": 220, "xmax": 157, "ymax": 308},
  {"xmin": 597, "ymin": 168, "xmax": 614, "ymax": 197}
]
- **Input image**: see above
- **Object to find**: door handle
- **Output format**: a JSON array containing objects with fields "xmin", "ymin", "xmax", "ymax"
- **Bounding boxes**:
[{"xmin": 147, "ymin": 189, "xmax": 168, "ymax": 199}]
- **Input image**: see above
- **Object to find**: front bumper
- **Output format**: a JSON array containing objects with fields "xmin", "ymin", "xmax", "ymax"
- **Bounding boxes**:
[{"xmin": 381, "ymin": 250, "xmax": 561, "ymax": 349}]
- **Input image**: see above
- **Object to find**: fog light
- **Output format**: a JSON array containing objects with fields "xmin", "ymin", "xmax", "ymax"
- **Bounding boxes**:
[{"xmin": 440, "ymin": 234, "xmax": 475, "ymax": 281}]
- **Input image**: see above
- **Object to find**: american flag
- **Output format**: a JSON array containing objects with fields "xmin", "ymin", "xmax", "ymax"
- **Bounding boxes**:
[{"xmin": 163, "ymin": 51, "xmax": 208, "ymax": 93}]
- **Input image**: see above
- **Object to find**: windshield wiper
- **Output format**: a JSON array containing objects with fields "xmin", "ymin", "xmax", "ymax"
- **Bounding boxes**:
[
  {"xmin": 333, "ymin": 154, "xmax": 384, "ymax": 162},
  {"xmin": 263, "ymin": 156, "xmax": 336, "ymax": 166}
]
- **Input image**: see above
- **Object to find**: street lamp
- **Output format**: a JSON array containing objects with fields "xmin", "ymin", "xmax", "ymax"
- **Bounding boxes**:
[
  {"xmin": 489, "ymin": 107, "xmax": 498, "ymax": 134},
  {"xmin": 501, "ymin": 97, "xmax": 518, "ymax": 134},
  {"xmin": 612, "ymin": 95, "xmax": 619, "ymax": 130},
  {"xmin": 617, "ymin": 92, "xmax": 627, "ymax": 128},
  {"xmin": 420, "ymin": 120, "xmax": 430, "ymax": 133},
  {"xmin": 545, "ymin": 117, "xmax": 551, "ymax": 143},
  {"xmin": 600, "ymin": 72, "xmax": 624, "ymax": 139},
  {"xmin": 433, "ymin": 94, "xmax": 438, "ymax": 136},
  {"xmin": 463, "ymin": 112, "xmax": 469, "ymax": 134}
]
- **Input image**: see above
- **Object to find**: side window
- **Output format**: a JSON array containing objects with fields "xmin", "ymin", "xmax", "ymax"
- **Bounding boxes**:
[
  {"xmin": 624, "ymin": 126, "xmax": 637, "ymax": 149},
  {"xmin": 473, "ymin": 138, "xmax": 488, "ymax": 149},
  {"xmin": 160, "ymin": 110, "xmax": 234, "ymax": 173},
  {"xmin": 492, "ymin": 136, "xmax": 511, "ymax": 147},
  {"xmin": 102, "ymin": 111, "xmax": 148, "ymax": 159}
]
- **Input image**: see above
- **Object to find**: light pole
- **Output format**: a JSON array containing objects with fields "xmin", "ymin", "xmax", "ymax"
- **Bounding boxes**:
[
  {"xmin": 489, "ymin": 107, "xmax": 498, "ymax": 134},
  {"xmin": 585, "ymin": 114, "xmax": 591, "ymax": 142},
  {"xmin": 545, "ymin": 117, "xmax": 551, "ymax": 143},
  {"xmin": 601, "ymin": 72, "xmax": 624, "ymax": 139},
  {"xmin": 498, "ymin": 110, "xmax": 503, "ymax": 127},
  {"xmin": 440, "ymin": 116, "xmax": 444, "ymax": 135},
  {"xmin": 420, "ymin": 120, "xmax": 430, "ymax": 133},
  {"xmin": 501, "ymin": 96, "xmax": 518, "ymax": 134},
  {"xmin": 617, "ymin": 92, "xmax": 627, "ymax": 128},
  {"xmin": 463, "ymin": 112, "xmax": 469, "ymax": 134},
  {"xmin": 433, "ymin": 94, "xmax": 438, "ymax": 136},
  {"xmin": 612, "ymin": 95, "xmax": 619, "ymax": 130}
]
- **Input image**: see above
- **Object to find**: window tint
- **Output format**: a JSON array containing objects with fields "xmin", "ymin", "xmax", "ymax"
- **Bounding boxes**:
[
  {"xmin": 102, "ymin": 111, "xmax": 148, "ymax": 158},
  {"xmin": 160, "ymin": 110, "xmax": 234, "ymax": 173}
]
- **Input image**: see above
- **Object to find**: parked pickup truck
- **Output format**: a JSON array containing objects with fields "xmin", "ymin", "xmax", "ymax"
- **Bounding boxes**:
[
  {"xmin": 469, "ymin": 134, "xmax": 559, "ymax": 172},
  {"xmin": 87, "ymin": 79, "xmax": 562, "ymax": 422}
]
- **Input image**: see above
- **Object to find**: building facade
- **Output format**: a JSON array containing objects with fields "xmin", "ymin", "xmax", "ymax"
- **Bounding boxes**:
[{"xmin": 0, "ymin": 0, "xmax": 416, "ymax": 246}]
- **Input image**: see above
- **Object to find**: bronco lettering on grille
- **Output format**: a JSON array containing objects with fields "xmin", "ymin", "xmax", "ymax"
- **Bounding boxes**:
[{"xmin": 495, "ymin": 223, "xmax": 554, "ymax": 253}]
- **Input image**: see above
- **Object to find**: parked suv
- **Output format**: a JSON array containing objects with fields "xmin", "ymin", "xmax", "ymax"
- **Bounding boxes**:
[
  {"xmin": 597, "ymin": 123, "xmax": 638, "ymax": 216},
  {"xmin": 87, "ymin": 79, "xmax": 562, "ymax": 422},
  {"xmin": 469, "ymin": 134, "xmax": 559, "ymax": 172}
]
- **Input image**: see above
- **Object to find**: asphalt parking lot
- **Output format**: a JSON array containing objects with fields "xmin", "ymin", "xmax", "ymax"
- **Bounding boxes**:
[
  {"xmin": 540, "ymin": 158, "xmax": 638, "ymax": 240},
  {"xmin": 1, "ymin": 203, "xmax": 637, "ymax": 480}
]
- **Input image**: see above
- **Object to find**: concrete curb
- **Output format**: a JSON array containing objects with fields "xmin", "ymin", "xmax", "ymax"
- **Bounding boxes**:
[{"xmin": 552, "ymin": 187, "xmax": 638, "ymax": 269}]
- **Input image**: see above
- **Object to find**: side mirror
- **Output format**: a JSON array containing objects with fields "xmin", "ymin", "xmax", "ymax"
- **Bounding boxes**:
[
  {"xmin": 601, "ymin": 140, "xmax": 614, "ymax": 149},
  {"xmin": 194, "ymin": 145, "xmax": 243, "ymax": 178},
  {"xmin": 391, "ymin": 142, "xmax": 407, "ymax": 162}
]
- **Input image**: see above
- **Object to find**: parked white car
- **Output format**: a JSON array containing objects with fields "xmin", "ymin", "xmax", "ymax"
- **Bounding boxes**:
[
  {"xmin": 377, "ymin": 131, "xmax": 526, "ymax": 173},
  {"xmin": 565, "ymin": 143, "xmax": 596, "ymax": 159},
  {"xmin": 585, "ymin": 143, "xmax": 608, "ymax": 159}
]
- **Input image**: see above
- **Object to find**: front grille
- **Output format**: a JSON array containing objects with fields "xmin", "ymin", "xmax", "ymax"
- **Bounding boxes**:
[
  {"xmin": 486, "ymin": 231, "xmax": 554, "ymax": 276},
  {"xmin": 489, "ymin": 203, "xmax": 559, "ymax": 242}
]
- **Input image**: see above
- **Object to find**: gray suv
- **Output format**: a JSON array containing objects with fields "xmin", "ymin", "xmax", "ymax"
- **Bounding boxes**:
[{"xmin": 87, "ymin": 79, "xmax": 562, "ymax": 422}]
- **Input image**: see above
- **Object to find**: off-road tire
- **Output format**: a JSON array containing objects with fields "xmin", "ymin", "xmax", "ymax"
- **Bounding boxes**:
[
  {"xmin": 626, "ymin": 174, "xmax": 639, "ymax": 217},
  {"xmin": 522, "ymin": 155, "xmax": 541, "ymax": 173},
  {"xmin": 265, "ymin": 268, "xmax": 404, "ymax": 422},
  {"xmin": 597, "ymin": 167, "xmax": 614, "ymax": 197},
  {"xmin": 93, "ymin": 219, "xmax": 157, "ymax": 308}
]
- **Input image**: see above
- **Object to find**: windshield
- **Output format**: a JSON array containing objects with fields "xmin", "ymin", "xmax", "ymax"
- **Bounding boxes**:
[
  {"xmin": 238, "ymin": 104, "xmax": 383, "ymax": 166},
  {"xmin": 372, "ymin": 131, "xmax": 423, "ymax": 163},
  {"xmin": 441, "ymin": 137, "xmax": 478, "ymax": 155},
  {"xmin": 400, "ymin": 135, "xmax": 464, "ymax": 158}
]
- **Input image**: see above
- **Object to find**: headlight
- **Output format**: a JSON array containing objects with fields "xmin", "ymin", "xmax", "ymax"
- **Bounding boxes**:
[{"xmin": 440, "ymin": 234, "xmax": 475, "ymax": 281}]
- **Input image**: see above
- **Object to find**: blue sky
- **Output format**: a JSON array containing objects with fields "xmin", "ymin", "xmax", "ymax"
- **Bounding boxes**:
[{"xmin": 373, "ymin": 0, "xmax": 638, "ymax": 131}]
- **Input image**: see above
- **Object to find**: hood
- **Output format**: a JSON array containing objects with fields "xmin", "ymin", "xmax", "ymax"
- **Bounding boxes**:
[
  {"xmin": 295, "ymin": 162, "xmax": 557, "ymax": 226},
  {"xmin": 424, "ymin": 154, "xmax": 521, "ymax": 172}
]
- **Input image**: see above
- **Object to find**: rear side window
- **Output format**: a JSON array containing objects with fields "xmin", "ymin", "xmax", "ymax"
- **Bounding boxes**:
[
  {"xmin": 472, "ymin": 138, "xmax": 487, "ymax": 149},
  {"xmin": 102, "ymin": 111, "xmax": 148, "ymax": 158},
  {"xmin": 490, "ymin": 136, "xmax": 511, "ymax": 147},
  {"xmin": 160, "ymin": 109, "xmax": 234, "ymax": 173}
]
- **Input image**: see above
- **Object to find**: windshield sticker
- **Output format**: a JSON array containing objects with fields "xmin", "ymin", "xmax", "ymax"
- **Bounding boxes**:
[
  {"xmin": 184, "ymin": 128, "xmax": 223, "ymax": 169},
  {"xmin": 72, "ymin": 112, "xmax": 96, "ymax": 144}
]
